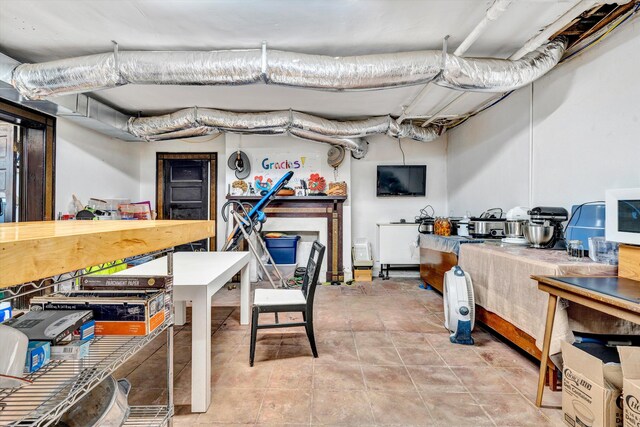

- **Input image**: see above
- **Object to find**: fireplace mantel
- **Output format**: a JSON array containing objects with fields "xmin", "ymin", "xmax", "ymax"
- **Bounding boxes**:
[
  {"xmin": 226, "ymin": 195, "xmax": 347, "ymax": 202},
  {"xmin": 226, "ymin": 195, "xmax": 347, "ymax": 282}
]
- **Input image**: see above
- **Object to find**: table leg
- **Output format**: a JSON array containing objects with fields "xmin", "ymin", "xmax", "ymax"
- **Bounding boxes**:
[
  {"xmin": 174, "ymin": 300, "xmax": 187, "ymax": 326},
  {"xmin": 240, "ymin": 262, "xmax": 250, "ymax": 325},
  {"xmin": 190, "ymin": 290, "xmax": 212, "ymax": 412},
  {"xmin": 536, "ymin": 293, "xmax": 558, "ymax": 407}
]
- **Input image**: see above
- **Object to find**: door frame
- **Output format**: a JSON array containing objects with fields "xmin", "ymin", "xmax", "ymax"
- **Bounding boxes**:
[
  {"xmin": 156, "ymin": 152, "xmax": 217, "ymax": 250},
  {"xmin": 0, "ymin": 99, "xmax": 56, "ymax": 221}
]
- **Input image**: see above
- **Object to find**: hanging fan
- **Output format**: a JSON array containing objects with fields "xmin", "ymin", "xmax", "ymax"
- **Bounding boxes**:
[
  {"xmin": 327, "ymin": 146, "xmax": 345, "ymax": 169},
  {"xmin": 227, "ymin": 150, "xmax": 251, "ymax": 179}
]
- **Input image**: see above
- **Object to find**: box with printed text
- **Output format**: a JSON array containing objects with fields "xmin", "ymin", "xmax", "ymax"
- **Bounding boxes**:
[{"xmin": 562, "ymin": 341, "xmax": 623, "ymax": 427}]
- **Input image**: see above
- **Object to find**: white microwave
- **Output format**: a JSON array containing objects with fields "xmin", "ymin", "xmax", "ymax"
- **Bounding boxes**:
[{"xmin": 605, "ymin": 188, "xmax": 640, "ymax": 245}]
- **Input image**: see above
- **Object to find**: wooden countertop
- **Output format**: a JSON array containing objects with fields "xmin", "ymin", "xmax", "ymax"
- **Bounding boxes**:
[{"xmin": 0, "ymin": 220, "xmax": 215, "ymax": 288}]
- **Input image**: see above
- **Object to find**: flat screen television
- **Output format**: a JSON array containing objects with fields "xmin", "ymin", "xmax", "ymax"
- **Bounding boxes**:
[{"xmin": 377, "ymin": 165, "xmax": 426, "ymax": 197}]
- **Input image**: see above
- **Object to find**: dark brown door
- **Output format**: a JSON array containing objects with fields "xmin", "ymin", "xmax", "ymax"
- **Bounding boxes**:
[
  {"xmin": 162, "ymin": 159, "xmax": 209, "ymax": 251},
  {"xmin": 0, "ymin": 123, "xmax": 15, "ymax": 222}
]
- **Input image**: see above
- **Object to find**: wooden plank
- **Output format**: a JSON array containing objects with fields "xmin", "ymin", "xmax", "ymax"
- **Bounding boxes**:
[
  {"xmin": 0, "ymin": 220, "xmax": 215, "ymax": 288},
  {"xmin": 619, "ymin": 244, "xmax": 640, "ymax": 281}
]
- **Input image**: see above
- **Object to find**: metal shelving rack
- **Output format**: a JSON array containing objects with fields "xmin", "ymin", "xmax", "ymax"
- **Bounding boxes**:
[{"xmin": 0, "ymin": 251, "xmax": 176, "ymax": 427}]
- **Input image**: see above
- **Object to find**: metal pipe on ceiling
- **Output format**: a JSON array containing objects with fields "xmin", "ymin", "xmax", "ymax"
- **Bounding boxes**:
[
  {"xmin": 396, "ymin": 0, "xmax": 513, "ymax": 124},
  {"xmin": 127, "ymin": 107, "xmax": 444, "ymax": 156},
  {"xmin": 10, "ymin": 37, "xmax": 565, "ymax": 100},
  {"xmin": 418, "ymin": 0, "xmax": 629, "ymax": 128}
]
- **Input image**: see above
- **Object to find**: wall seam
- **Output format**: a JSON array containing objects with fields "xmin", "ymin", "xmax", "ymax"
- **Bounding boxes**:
[{"xmin": 529, "ymin": 82, "xmax": 534, "ymax": 207}]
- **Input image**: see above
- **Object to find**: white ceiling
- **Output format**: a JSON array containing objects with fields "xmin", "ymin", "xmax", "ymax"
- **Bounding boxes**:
[{"xmin": 0, "ymin": 0, "xmax": 579, "ymax": 119}]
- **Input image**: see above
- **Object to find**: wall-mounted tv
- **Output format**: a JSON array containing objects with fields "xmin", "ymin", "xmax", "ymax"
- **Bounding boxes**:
[{"xmin": 377, "ymin": 165, "xmax": 426, "ymax": 197}]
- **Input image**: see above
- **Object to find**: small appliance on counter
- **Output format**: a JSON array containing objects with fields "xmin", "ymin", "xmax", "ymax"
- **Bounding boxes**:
[
  {"xmin": 456, "ymin": 216, "xmax": 471, "ymax": 237},
  {"xmin": 502, "ymin": 206, "xmax": 530, "ymax": 245},
  {"xmin": 416, "ymin": 205, "xmax": 435, "ymax": 234},
  {"xmin": 524, "ymin": 206, "xmax": 569, "ymax": 249},
  {"xmin": 469, "ymin": 208, "xmax": 505, "ymax": 239}
]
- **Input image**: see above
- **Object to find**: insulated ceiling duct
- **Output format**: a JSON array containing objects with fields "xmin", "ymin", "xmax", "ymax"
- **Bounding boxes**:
[
  {"xmin": 127, "ymin": 107, "xmax": 445, "ymax": 158},
  {"xmin": 10, "ymin": 38, "xmax": 567, "ymax": 99}
]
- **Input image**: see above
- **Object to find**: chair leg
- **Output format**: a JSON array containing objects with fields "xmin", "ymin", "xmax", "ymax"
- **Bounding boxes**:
[
  {"xmin": 304, "ymin": 310, "xmax": 318, "ymax": 358},
  {"xmin": 250, "ymin": 306, "xmax": 259, "ymax": 367}
]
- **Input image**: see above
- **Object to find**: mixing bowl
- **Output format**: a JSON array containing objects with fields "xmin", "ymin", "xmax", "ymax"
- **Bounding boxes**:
[
  {"xmin": 505, "ymin": 220, "xmax": 526, "ymax": 238},
  {"xmin": 523, "ymin": 223, "xmax": 554, "ymax": 248}
]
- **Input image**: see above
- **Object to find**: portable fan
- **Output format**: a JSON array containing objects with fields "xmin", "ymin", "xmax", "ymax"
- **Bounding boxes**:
[{"xmin": 443, "ymin": 266, "xmax": 475, "ymax": 345}]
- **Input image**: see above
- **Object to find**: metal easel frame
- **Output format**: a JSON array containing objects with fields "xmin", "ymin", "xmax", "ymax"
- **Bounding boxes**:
[{"xmin": 227, "ymin": 209, "xmax": 289, "ymax": 289}]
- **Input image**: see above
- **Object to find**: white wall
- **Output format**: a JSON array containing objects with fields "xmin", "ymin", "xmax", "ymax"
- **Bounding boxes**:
[
  {"xmin": 225, "ymin": 133, "xmax": 352, "ymax": 278},
  {"xmin": 448, "ymin": 19, "xmax": 640, "ymax": 215},
  {"xmin": 447, "ymin": 88, "xmax": 531, "ymax": 216},
  {"xmin": 351, "ymin": 134, "xmax": 448, "ymax": 269},
  {"xmin": 137, "ymin": 134, "xmax": 227, "ymax": 249},
  {"xmin": 55, "ymin": 118, "xmax": 140, "ymax": 214}
]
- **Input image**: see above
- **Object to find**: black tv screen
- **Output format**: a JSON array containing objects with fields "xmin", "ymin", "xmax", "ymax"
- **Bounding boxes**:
[{"xmin": 377, "ymin": 165, "xmax": 426, "ymax": 197}]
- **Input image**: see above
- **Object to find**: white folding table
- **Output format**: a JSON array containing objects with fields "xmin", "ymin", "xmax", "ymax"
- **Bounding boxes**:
[{"xmin": 117, "ymin": 251, "xmax": 251, "ymax": 412}]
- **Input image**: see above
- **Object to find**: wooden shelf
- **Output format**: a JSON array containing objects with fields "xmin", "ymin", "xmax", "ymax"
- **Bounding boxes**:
[{"xmin": 0, "ymin": 220, "xmax": 215, "ymax": 288}]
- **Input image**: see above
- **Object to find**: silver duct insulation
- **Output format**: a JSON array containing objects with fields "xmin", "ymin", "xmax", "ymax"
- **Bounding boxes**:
[
  {"xmin": 127, "ymin": 107, "xmax": 442, "ymax": 155},
  {"xmin": 11, "ymin": 38, "xmax": 566, "ymax": 99},
  {"xmin": 438, "ymin": 37, "xmax": 568, "ymax": 91}
]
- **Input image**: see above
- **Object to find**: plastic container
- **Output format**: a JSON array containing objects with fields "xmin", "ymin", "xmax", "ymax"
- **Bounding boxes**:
[
  {"xmin": 264, "ymin": 235, "xmax": 300, "ymax": 264},
  {"xmin": 353, "ymin": 238, "xmax": 372, "ymax": 263}
]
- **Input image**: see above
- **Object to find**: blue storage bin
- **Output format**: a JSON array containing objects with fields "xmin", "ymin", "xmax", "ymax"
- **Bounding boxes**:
[{"xmin": 264, "ymin": 236, "xmax": 300, "ymax": 264}]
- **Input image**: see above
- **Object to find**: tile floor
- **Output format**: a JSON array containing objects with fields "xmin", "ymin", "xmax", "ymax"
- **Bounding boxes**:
[{"xmin": 115, "ymin": 278, "xmax": 564, "ymax": 426}]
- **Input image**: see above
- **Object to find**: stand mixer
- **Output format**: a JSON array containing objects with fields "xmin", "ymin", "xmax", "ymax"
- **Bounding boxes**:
[
  {"xmin": 502, "ymin": 206, "xmax": 530, "ymax": 245},
  {"xmin": 527, "ymin": 207, "xmax": 569, "ymax": 249}
]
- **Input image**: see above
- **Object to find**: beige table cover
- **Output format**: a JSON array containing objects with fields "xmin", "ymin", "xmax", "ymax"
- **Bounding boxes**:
[{"xmin": 458, "ymin": 242, "xmax": 638, "ymax": 355}]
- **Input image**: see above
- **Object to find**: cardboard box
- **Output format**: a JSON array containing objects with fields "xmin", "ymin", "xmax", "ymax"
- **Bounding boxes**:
[
  {"xmin": 74, "ymin": 320, "xmax": 95, "ymax": 341},
  {"xmin": 24, "ymin": 341, "xmax": 50, "ymax": 373},
  {"xmin": 619, "ymin": 347, "xmax": 640, "ymax": 427},
  {"xmin": 4, "ymin": 310, "xmax": 94, "ymax": 344},
  {"xmin": 562, "ymin": 341, "xmax": 624, "ymax": 427},
  {"xmin": 354, "ymin": 268, "xmax": 373, "ymax": 282},
  {"xmin": 81, "ymin": 275, "xmax": 172, "ymax": 291},
  {"xmin": 30, "ymin": 290, "xmax": 166, "ymax": 336},
  {"xmin": 51, "ymin": 339, "xmax": 91, "ymax": 360}
]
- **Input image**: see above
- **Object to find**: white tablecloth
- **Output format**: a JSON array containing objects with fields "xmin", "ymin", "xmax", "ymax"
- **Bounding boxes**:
[{"xmin": 458, "ymin": 242, "xmax": 638, "ymax": 355}]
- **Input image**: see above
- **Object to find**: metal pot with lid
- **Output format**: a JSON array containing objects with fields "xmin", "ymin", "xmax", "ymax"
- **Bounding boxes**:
[
  {"xmin": 468, "ymin": 207, "xmax": 506, "ymax": 238},
  {"xmin": 468, "ymin": 218, "xmax": 506, "ymax": 238}
]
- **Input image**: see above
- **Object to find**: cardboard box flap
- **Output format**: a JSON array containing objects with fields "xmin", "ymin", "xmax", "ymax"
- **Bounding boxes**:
[
  {"xmin": 562, "ymin": 341, "xmax": 607, "ymax": 387},
  {"xmin": 604, "ymin": 364, "xmax": 624, "ymax": 390},
  {"xmin": 618, "ymin": 346, "xmax": 640, "ymax": 379}
]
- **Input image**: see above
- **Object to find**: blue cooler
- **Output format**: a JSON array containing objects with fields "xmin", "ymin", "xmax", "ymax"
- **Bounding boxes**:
[
  {"xmin": 264, "ymin": 236, "xmax": 300, "ymax": 264},
  {"xmin": 566, "ymin": 203, "xmax": 606, "ymax": 247}
]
